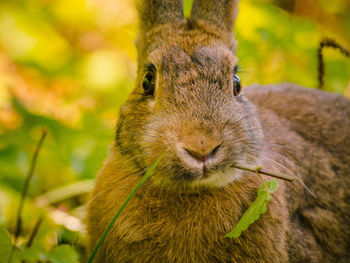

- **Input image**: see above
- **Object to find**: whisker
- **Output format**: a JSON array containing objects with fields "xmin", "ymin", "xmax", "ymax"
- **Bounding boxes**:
[
  {"xmin": 295, "ymin": 177, "xmax": 317, "ymax": 199},
  {"xmin": 246, "ymin": 142, "xmax": 292, "ymax": 150},
  {"xmin": 244, "ymin": 146, "xmax": 318, "ymax": 199},
  {"xmin": 260, "ymin": 155, "xmax": 295, "ymax": 177},
  {"xmin": 117, "ymin": 166, "xmax": 151, "ymax": 183}
]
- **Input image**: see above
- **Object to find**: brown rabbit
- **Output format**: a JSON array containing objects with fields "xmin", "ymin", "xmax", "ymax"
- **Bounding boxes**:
[{"xmin": 87, "ymin": 0, "xmax": 350, "ymax": 262}]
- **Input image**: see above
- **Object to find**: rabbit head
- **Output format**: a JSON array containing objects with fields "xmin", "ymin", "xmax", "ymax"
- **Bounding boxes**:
[{"xmin": 115, "ymin": 0, "xmax": 264, "ymax": 188}]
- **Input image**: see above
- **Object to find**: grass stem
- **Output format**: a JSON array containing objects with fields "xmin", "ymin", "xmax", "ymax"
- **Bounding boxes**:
[
  {"xmin": 8, "ymin": 129, "xmax": 47, "ymax": 263},
  {"xmin": 232, "ymin": 163, "xmax": 295, "ymax": 182}
]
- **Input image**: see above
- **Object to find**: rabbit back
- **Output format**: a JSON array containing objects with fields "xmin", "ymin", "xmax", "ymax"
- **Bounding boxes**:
[{"xmin": 244, "ymin": 83, "xmax": 350, "ymax": 262}]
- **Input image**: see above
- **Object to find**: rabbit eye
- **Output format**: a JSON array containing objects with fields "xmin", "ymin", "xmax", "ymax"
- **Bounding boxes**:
[
  {"xmin": 233, "ymin": 74, "xmax": 241, "ymax": 97},
  {"xmin": 142, "ymin": 65, "xmax": 156, "ymax": 95}
]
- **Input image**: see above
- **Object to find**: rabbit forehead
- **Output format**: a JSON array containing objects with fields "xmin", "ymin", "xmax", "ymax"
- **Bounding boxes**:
[
  {"xmin": 148, "ymin": 44, "xmax": 238, "ymax": 70},
  {"xmin": 192, "ymin": 45, "xmax": 238, "ymax": 67}
]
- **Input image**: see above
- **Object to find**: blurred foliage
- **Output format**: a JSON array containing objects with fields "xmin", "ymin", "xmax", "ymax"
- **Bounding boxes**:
[{"xmin": 0, "ymin": 0, "xmax": 349, "ymax": 261}]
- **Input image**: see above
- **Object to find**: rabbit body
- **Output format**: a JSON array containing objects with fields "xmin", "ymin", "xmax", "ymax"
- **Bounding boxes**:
[{"xmin": 87, "ymin": 0, "xmax": 350, "ymax": 262}]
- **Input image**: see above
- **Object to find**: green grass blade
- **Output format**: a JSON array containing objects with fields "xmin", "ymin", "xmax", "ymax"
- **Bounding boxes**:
[
  {"xmin": 87, "ymin": 151, "xmax": 168, "ymax": 263},
  {"xmin": 183, "ymin": 0, "xmax": 194, "ymax": 18}
]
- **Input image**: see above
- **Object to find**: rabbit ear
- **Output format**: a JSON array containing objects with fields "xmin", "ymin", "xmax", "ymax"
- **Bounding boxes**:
[
  {"xmin": 137, "ymin": 0, "xmax": 184, "ymax": 33},
  {"xmin": 190, "ymin": 0, "xmax": 239, "ymax": 33}
]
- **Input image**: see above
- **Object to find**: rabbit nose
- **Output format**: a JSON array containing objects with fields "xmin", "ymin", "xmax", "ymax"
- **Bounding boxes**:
[{"xmin": 183, "ymin": 144, "xmax": 221, "ymax": 163}]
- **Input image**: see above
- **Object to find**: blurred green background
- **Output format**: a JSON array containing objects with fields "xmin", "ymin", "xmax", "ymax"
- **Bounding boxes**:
[{"xmin": 0, "ymin": 0, "xmax": 349, "ymax": 261}]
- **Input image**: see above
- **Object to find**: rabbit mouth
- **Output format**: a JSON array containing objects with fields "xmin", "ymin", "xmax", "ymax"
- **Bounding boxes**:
[
  {"xmin": 143, "ymin": 135, "xmax": 250, "ymax": 187},
  {"xmin": 171, "ymin": 165, "xmax": 212, "ymax": 181},
  {"xmin": 164, "ymin": 153, "xmax": 245, "ymax": 187},
  {"xmin": 168, "ymin": 165, "xmax": 243, "ymax": 188}
]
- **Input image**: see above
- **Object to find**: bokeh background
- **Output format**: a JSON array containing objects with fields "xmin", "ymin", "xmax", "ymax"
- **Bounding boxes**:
[{"xmin": 0, "ymin": 0, "xmax": 349, "ymax": 261}]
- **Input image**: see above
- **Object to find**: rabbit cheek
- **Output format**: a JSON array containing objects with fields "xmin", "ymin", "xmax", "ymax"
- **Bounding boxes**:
[{"xmin": 147, "ymin": 98, "xmax": 156, "ymax": 108}]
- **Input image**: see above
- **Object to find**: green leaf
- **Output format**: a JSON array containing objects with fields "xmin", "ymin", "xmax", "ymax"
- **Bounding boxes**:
[
  {"xmin": 265, "ymin": 178, "xmax": 279, "ymax": 193},
  {"xmin": 225, "ymin": 179, "xmax": 279, "ymax": 239},
  {"xmin": 47, "ymin": 245, "xmax": 79, "ymax": 263},
  {"xmin": 12, "ymin": 241, "xmax": 48, "ymax": 262},
  {"xmin": 14, "ymin": 247, "xmax": 47, "ymax": 262},
  {"xmin": 0, "ymin": 227, "xmax": 12, "ymax": 262}
]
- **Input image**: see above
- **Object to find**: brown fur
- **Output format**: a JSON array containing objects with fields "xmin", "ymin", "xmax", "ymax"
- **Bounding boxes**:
[{"xmin": 87, "ymin": 1, "xmax": 350, "ymax": 262}]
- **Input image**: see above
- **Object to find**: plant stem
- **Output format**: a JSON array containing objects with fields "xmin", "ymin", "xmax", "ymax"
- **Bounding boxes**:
[
  {"xmin": 255, "ymin": 167, "xmax": 267, "ymax": 191},
  {"xmin": 232, "ymin": 164, "xmax": 295, "ymax": 182},
  {"xmin": 8, "ymin": 129, "xmax": 47, "ymax": 263},
  {"xmin": 318, "ymin": 38, "xmax": 350, "ymax": 89},
  {"xmin": 26, "ymin": 216, "xmax": 44, "ymax": 248}
]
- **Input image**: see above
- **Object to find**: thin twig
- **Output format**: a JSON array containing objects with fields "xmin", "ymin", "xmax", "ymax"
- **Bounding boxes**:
[
  {"xmin": 8, "ymin": 129, "xmax": 47, "ymax": 263},
  {"xmin": 26, "ymin": 216, "xmax": 44, "ymax": 248},
  {"xmin": 15, "ymin": 129, "xmax": 47, "ymax": 238},
  {"xmin": 20, "ymin": 217, "xmax": 44, "ymax": 263},
  {"xmin": 318, "ymin": 38, "xmax": 350, "ymax": 89},
  {"xmin": 255, "ymin": 166, "xmax": 267, "ymax": 191},
  {"xmin": 232, "ymin": 163, "xmax": 296, "ymax": 182}
]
